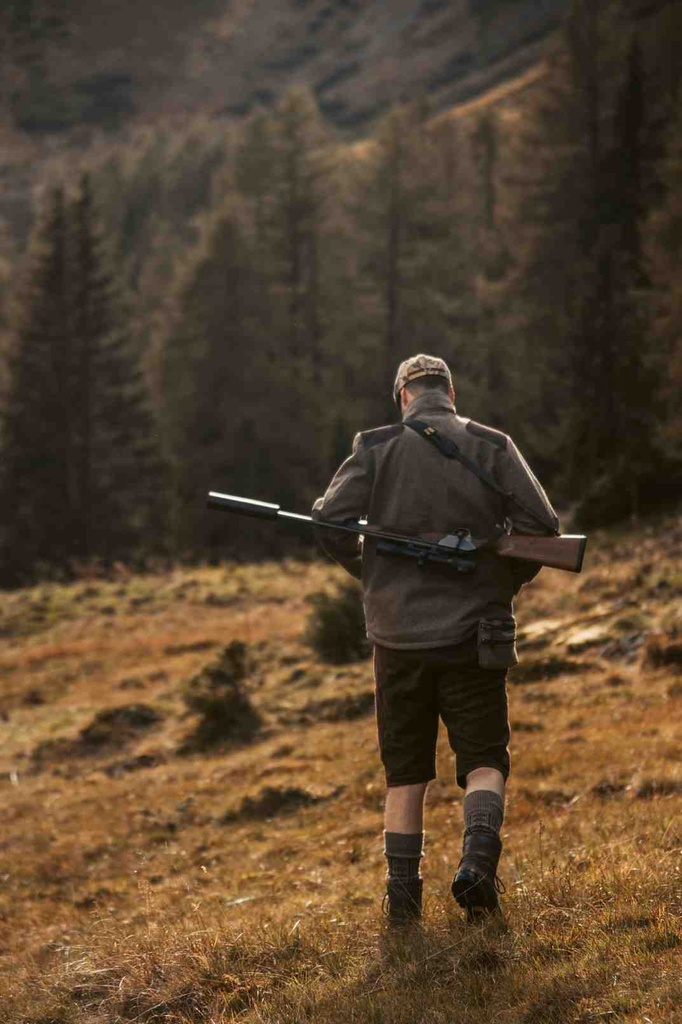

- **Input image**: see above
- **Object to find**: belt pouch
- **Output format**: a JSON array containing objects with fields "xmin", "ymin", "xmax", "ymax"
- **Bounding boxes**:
[{"xmin": 477, "ymin": 617, "xmax": 518, "ymax": 669}]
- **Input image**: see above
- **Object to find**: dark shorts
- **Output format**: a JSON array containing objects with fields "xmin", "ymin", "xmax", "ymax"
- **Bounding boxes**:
[{"xmin": 373, "ymin": 637, "xmax": 510, "ymax": 789}]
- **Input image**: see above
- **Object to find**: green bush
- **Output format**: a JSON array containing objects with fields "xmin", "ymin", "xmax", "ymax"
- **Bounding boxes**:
[
  {"xmin": 304, "ymin": 582, "xmax": 371, "ymax": 664},
  {"xmin": 180, "ymin": 640, "xmax": 260, "ymax": 751}
]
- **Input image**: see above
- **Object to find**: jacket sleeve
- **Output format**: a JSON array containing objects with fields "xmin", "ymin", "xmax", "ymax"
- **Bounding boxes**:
[
  {"xmin": 311, "ymin": 433, "xmax": 372, "ymax": 580},
  {"xmin": 499, "ymin": 438, "xmax": 561, "ymax": 590}
]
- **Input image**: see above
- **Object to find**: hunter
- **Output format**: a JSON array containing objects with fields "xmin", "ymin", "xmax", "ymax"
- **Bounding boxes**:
[{"xmin": 312, "ymin": 354, "xmax": 560, "ymax": 924}]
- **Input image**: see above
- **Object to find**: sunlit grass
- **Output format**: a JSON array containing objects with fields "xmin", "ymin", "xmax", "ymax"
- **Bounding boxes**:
[{"xmin": 0, "ymin": 514, "xmax": 680, "ymax": 1022}]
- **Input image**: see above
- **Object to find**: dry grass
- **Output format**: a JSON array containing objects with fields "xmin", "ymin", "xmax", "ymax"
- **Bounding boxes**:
[{"xmin": 0, "ymin": 515, "xmax": 681, "ymax": 1023}]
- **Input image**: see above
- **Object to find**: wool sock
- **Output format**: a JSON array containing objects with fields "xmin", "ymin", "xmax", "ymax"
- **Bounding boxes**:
[
  {"xmin": 463, "ymin": 790, "xmax": 504, "ymax": 838},
  {"xmin": 384, "ymin": 831, "xmax": 424, "ymax": 881}
]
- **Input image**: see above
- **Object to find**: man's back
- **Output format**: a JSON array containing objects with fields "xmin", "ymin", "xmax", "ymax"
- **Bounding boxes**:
[
  {"xmin": 313, "ymin": 388, "xmax": 559, "ymax": 649},
  {"xmin": 312, "ymin": 353, "xmax": 561, "ymax": 926}
]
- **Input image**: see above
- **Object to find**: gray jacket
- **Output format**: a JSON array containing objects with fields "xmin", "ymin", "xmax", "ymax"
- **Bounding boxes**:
[{"xmin": 312, "ymin": 391, "xmax": 560, "ymax": 649}]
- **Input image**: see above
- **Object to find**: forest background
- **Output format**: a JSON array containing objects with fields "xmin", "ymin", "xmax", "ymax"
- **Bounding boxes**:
[{"xmin": 1, "ymin": 0, "xmax": 682, "ymax": 585}]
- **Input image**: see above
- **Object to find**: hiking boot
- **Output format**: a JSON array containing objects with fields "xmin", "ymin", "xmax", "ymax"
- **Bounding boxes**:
[
  {"xmin": 383, "ymin": 876, "xmax": 423, "ymax": 926},
  {"xmin": 451, "ymin": 832, "xmax": 503, "ymax": 922}
]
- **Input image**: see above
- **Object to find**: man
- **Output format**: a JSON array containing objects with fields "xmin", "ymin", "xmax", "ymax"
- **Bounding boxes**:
[{"xmin": 312, "ymin": 354, "xmax": 560, "ymax": 924}]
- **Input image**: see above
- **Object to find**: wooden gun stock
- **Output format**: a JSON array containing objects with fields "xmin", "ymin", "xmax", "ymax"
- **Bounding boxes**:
[{"xmin": 493, "ymin": 533, "xmax": 587, "ymax": 574}]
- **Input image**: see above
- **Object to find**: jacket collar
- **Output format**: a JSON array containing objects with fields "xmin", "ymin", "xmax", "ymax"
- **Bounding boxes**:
[{"xmin": 401, "ymin": 391, "xmax": 456, "ymax": 421}]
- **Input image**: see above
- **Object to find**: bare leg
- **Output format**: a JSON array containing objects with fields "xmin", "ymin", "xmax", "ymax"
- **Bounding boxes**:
[
  {"xmin": 384, "ymin": 782, "xmax": 429, "ymax": 833},
  {"xmin": 465, "ymin": 766, "xmax": 505, "ymax": 800}
]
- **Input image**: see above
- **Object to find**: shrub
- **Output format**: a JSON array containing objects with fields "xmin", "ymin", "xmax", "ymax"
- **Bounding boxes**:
[
  {"xmin": 642, "ymin": 632, "xmax": 682, "ymax": 673},
  {"xmin": 180, "ymin": 640, "xmax": 260, "ymax": 751},
  {"xmin": 304, "ymin": 582, "xmax": 371, "ymax": 664}
]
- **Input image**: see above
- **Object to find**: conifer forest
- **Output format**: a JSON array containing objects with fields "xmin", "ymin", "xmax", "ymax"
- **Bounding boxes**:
[{"xmin": 1, "ymin": 0, "xmax": 682, "ymax": 584}]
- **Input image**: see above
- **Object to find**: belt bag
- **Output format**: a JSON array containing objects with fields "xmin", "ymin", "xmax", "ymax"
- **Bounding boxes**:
[{"xmin": 477, "ymin": 617, "xmax": 518, "ymax": 670}]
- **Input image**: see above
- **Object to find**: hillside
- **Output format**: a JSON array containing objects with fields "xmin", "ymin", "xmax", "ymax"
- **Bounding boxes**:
[
  {"xmin": 14, "ymin": 0, "xmax": 569, "ymax": 135},
  {"xmin": 0, "ymin": 512, "xmax": 680, "ymax": 1022}
]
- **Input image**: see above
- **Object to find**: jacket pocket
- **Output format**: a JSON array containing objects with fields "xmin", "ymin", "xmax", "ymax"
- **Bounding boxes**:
[{"xmin": 477, "ymin": 617, "xmax": 518, "ymax": 670}]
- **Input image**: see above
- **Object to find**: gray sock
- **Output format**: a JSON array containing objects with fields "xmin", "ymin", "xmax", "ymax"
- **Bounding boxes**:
[
  {"xmin": 384, "ymin": 831, "xmax": 424, "ymax": 881},
  {"xmin": 463, "ymin": 790, "xmax": 504, "ymax": 838}
]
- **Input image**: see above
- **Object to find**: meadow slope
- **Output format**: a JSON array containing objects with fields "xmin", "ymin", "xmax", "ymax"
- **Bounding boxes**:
[{"xmin": 0, "ymin": 513, "xmax": 681, "ymax": 1023}]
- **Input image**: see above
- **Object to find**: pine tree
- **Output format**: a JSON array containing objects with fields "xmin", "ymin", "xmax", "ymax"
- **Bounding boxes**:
[
  {"xmin": 352, "ymin": 101, "xmax": 473, "ymax": 423},
  {"xmin": 505, "ymin": 0, "xmax": 658, "ymax": 513},
  {"xmin": 648, "ymin": 83, "xmax": 682, "ymax": 458},
  {"xmin": 0, "ymin": 187, "xmax": 73, "ymax": 583},
  {"xmin": 468, "ymin": 109, "xmax": 514, "ymax": 427},
  {"xmin": 0, "ymin": 175, "xmax": 163, "ymax": 585},
  {"xmin": 69, "ymin": 173, "xmax": 164, "ymax": 562}
]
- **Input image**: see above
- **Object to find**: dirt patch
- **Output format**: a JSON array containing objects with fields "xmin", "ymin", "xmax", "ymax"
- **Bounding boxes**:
[
  {"xmin": 642, "ymin": 633, "xmax": 682, "ymax": 672},
  {"xmin": 32, "ymin": 704, "xmax": 163, "ymax": 765},
  {"xmin": 509, "ymin": 657, "xmax": 591, "ymax": 684},
  {"xmin": 518, "ymin": 787, "xmax": 576, "ymax": 807},
  {"xmin": 600, "ymin": 633, "xmax": 646, "ymax": 663},
  {"xmin": 281, "ymin": 691, "xmax": 375, "ymax": 726},
  {"xmin": 103, "ymin": 753, "xmax": 166, "ymax": 778},
  {"xmin": 632, "ymin": 778, "xmax": 682, "ymax": 800},
  {"xmin": 591, "ymin": 779, "xmax": 628, "ymax": 799},
  {"xmin": 511, "ymin": 720, "xmax": 544, "ymax": 733},
  {"xmin": 164, "ymin": 639, "xmax": 219, "ymax": 656},
  {"xmin": 220, "ymin": 785, "xmax": 344, "ymax": 823}
]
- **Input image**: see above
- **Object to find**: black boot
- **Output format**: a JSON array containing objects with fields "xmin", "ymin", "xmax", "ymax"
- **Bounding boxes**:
[
  {"xmin": 451, "ymin": 832, "xmax": 503, "ymax": 922},
  {"xmin": 384, "ymin": 876, "xmax": 423, "ymax": 926}
]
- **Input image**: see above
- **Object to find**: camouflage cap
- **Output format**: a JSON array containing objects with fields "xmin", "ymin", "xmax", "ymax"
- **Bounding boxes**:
[{"xmin": 393, "ymin": 353, "xmax": 453, "ymax": 406}]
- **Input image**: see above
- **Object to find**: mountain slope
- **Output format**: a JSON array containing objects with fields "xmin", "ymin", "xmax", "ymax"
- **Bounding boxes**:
[
  {"xmin": 16, "ymin": 0, "xmax": 569, "ymax": 134},
  {"xmin": 0, "ymin": 511, "xmax": 680, "ymax": 1021}
]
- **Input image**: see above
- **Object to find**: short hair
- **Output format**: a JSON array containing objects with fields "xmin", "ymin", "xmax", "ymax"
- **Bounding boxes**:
[{"xmin": 405, "ymin": 375, "xmax": 450, "ymax": 397}]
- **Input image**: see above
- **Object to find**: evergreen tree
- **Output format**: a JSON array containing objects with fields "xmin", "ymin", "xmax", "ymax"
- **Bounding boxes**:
[
  {"xmin": 69, "ymin": 173, "xmax": 164, "ymax": 562},
  {"xmin": 648, "ymin": 83, "xmax": 682, "ymax": 458},
  {"xmin": 0, "ymin": 175, "xmax": 163, "ymax": 585},
  {"xmin": 468, "ymin": 109, "xmax": 514, "ymax": 427},
  {"xmin": 505, "ymin": 0, "xmax": 660, "ymax": 515},
  {"xmin": 0, "ymin": 187, "xmax": 73, "ymax": 582},
  {"xmin": 352, "ymin": 102, "xmax": 474, "ymax": 423}
]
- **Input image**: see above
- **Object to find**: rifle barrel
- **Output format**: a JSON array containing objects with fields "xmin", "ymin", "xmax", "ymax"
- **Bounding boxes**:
[
  {"xmin": 208, "ymin": 491, "xmax": 447, "ymax": 550},
  {"xmin": 206, "ymin": 490, "xmax": 587, "ymax": 573}
]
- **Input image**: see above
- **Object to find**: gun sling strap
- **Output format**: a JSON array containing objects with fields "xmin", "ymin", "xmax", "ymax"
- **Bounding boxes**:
[{"xmin": 403, "ymin": 418, "xmax": 556, "ymax": 534}]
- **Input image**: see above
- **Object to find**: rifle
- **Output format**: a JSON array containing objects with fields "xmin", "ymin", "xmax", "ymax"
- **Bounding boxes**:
[{"xmin": 206, "ymin": 491, "xmax": 588, "ymax": 574}]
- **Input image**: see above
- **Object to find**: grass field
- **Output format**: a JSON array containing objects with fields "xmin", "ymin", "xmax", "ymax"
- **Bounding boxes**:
[{"xmin": 0, "ymin": 515, "xmax": 681, "ymax": 1023}]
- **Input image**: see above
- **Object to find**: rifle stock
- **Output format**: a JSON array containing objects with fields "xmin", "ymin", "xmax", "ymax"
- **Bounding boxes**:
[{"xmin": 494, "ymin": 533, "xmax": 587, "ymax": 574}]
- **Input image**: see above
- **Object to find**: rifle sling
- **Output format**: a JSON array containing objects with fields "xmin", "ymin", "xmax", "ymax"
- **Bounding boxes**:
[{"xmin": 403, "ymin": 418, "xmax": 554, "ymax": 533}]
